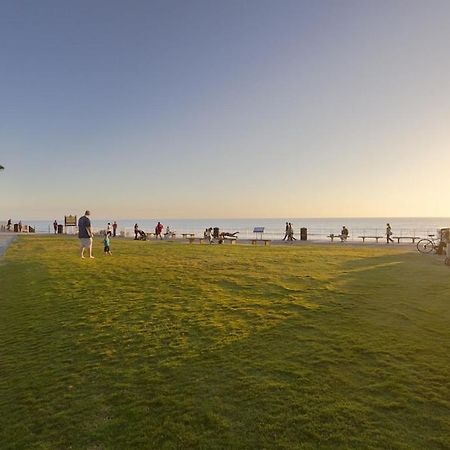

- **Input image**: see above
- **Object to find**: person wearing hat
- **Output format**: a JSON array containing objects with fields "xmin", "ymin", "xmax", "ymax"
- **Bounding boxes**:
[{"xmin": 78, "ymin": 210, "xmax": 94, "ymax": 258}]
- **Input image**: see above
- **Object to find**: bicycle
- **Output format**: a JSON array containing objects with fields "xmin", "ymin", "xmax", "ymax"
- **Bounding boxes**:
[{"xmin": 416, "ymin": 234, "xmax": 446, "ymax": 254}]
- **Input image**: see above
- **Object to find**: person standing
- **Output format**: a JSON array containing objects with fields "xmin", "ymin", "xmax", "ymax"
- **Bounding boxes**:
[
  {"xmin": 112, "ymin": 221, "xmax": 118, "ymax": 237},
  {"xmin": 386, "ymin": 223, "xmax": 394, "ymax": 244},
  {"xmin": 78, "ymin": 210, "xmax": 94, "ymax": 258},
  {"xmin": 282, "ymin": 222, "xmax": 289, "ymax": 241},
  {"xmin": 134, "ymin": 223, "xmax": 139, "ymax": 240},
  {"xmin": 53, "ymin": 220, "xmax": 58, "ymax": 234},
  {"xmin": 7, "ymin": 219, "xmax": 11, "ymax": 231},
  {"xmin": 155, "ymin": 221, "xmax": 163, "ymax": 239},
  {"xmin": 18, "ymin": 221, "xmax": 22, "ymax": 232},
  {"xmin": 106, "ymin": 222, "xmax": 112, "ymax": 236}
]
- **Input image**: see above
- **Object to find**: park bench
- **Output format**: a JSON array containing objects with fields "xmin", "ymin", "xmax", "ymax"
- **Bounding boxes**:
[
  {"xmin": 392, "ymin": 236, "xmax": 420, "ymax": 244},
  {"xmin": 251, "ymin": 239, "xmax": 271, "ymax": 246},
  {"xmin": 327, "ymin": 234, "xmax": 348, "ymax": 242},
  {"xmin": 188, "ymin": 237, "xmax": 204, "ymax": 244},
  {"xmin": 221, "ymin": 237, "xmax": 237, "ymax": 244},
  {"xmin": 358, "ymin": 236, "xmax": 384, "ymax": 243}
]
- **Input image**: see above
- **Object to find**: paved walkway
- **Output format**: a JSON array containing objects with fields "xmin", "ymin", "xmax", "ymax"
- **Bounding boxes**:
[{"xmin": 0, "ymin": 234, "xmax": 16, "ymax": 257}]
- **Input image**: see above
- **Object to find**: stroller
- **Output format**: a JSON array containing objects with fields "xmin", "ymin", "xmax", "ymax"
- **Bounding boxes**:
[{"xmin": 136, "ymin": 230, "xmax": 147, "ymax": 241}]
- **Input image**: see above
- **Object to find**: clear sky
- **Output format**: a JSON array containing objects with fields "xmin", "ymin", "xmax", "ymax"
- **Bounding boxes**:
[{"xmin": 1, "ymin": 0, "xmax": 449, "ymax": 219}]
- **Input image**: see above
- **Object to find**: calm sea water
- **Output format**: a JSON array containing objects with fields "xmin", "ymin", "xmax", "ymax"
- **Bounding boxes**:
[{"xmin": 17, "ymin": 217, "xmax": 450, "ymax": 240}]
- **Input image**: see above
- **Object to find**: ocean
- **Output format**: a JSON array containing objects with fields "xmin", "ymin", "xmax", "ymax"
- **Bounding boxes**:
[{"xmin": 15, "ymin": 217, "xmax": 450, "ymax": 240}]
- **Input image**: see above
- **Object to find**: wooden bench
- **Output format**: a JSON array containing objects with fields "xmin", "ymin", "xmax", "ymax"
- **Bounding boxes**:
[
  {"xmin": 358, "ymin": 236, "xmax": 384, "ymax": 243},
  {"xmin": 221, "ymin": 237, "xmax": 237, "ymax": 244},
  {"xmin": 392, "ymin": 236, "xmax": 420, "ymax": 244},
  {"xmin": 251, "ymin": 239, "xmax": 271, "ymax": 246},
  {"xmin": 188, "ymin": 237, "xmax": 204, "ymax": 244},
  {"xmin": 327, "ymin": 234, "xmax": 348, "ymax": 242}
]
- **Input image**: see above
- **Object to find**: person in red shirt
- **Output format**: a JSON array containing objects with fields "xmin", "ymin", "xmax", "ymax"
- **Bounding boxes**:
[{"xmin": 155, "ymin": 221, "xmax": 163, "ymax": 239}]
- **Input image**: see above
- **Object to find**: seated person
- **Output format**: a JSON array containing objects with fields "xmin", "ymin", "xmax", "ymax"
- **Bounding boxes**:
[
  {"xmin": 218, "ymin": 231, "xmax": 239, "ymax": 243},
  {"xmin": 340, "ymin": 226, "xmax": 349, "ymax": 241},
  {"xmin": 219, "ymin": 231, "xmax": 239, "ymax": 238}
]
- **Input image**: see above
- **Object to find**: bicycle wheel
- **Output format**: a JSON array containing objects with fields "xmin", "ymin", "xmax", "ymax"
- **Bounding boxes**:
[{"xmin": 417, "ymin": 239, "xmax": 434, "ymax": 254}]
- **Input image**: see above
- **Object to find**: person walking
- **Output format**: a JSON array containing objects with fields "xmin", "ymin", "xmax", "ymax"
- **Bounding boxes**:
[
  {"xmin": 386, "ymin": 223, "xmax": 394, "ymax": 244},
  {"xmin": 288, "ymin": 223, "xmax": 296, "ymax": 241},
  {"xmin": 78, "ymin": 210, "xmax": 94, "ymax": 258},
  {"xmin": 282, "ymin": 222, "xmax": 289, "ymax": 240},
  {"xmin": 106, "ymin": 222, "xmax": 112, "ymax": 236},
  {"xmin": 53, "ymin": 220, "xmax": 58, "ymax": 234},
  {"xmin": 112, "ymin": 221, "xmax": 118, "ymax": 237},
  {"xmin": 103, "ymin": 233, "xmax": 112, "ymax": 256}
]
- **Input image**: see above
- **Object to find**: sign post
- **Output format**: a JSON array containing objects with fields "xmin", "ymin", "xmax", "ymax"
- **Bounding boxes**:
[{"xmin": 64, "ymin": 215, "xmax": 77, "ymax": 234}]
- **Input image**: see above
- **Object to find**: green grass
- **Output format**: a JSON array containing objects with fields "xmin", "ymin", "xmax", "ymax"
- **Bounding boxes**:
[{"xmin": 1, "ymin": 236, "xmax": 449, "ymax": 449}]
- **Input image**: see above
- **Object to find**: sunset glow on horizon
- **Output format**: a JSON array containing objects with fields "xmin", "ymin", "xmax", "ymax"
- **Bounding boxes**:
[{"xmin": 1, "ymin": 0, "xmax": 449, "ymax": 219}]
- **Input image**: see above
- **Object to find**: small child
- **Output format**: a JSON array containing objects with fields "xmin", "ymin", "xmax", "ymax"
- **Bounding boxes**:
[{"xmin": 103, "ymin": 234, "xmax": 112, "ymax": 256}]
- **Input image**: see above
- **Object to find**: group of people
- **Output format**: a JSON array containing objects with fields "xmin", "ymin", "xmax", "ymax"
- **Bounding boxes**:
[
  {"xmin": 203, "ymin": 228, "xmax": 239, "ymax": 243},
  {"xmin": 5, "ymin": 219, "xmax": 22, "ymax": 232},
  {"xmin": 76, "ymin": 212, "xmax": 117, "ymax": 258},
  {"xmin": 283, "ymin": 222, "xmax": 394, "ymax": 243},
  {"xmin": 339, "ymin": 223, "xmax": 394, "ymax": 243},
  {"xmin": 76, "ymin": 213, "xmax": 400, "ymax": 259},
  {"xmin": 106, "ymin": 222, "xmax": 118, "ymax": 237},
  {"xmin": 134, "ymin": 221, "xmax": 174, "ymax": 240},
  {"xmin": 282, "ymin": 222, "xmax": 297, "ymax": 241}
]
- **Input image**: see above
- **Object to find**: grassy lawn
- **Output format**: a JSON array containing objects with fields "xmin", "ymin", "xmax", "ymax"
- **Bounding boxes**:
[{"xmin": 1, "ymin": 236, "xmax": 449, "ymax": 449}]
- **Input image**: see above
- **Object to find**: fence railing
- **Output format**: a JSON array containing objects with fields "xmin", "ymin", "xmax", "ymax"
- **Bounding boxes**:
[{"xmin": 3, "ymin": 222, "xmax": 443, "ymax": 243}]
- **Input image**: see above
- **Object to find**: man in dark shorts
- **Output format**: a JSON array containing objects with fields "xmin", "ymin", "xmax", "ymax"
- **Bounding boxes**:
[{"xmin": 78, "ymin": 210, "xmax": 94, "ymax": 258}]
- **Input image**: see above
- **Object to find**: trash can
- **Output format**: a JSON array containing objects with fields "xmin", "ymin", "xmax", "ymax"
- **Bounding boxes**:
[
  {"xmin": 213, "ymin": 227, "xmax": 220, "ymax": 239},
  {"xmin": 300, "ymin": 227, "xmax": 307, "ymax": 241},
  {"xmin": 57, "ymin": 224, "xmax": 64, "ymax": 234}
]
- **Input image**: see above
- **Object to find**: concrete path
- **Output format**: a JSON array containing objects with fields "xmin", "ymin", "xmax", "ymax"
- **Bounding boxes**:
[{"xmin": 0, "ymin": 234, "xmax": 16, "ymax": 257}]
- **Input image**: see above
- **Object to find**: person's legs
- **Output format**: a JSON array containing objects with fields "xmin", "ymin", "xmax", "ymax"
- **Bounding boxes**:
[{"xmin": 88, "ymin": 238, "xmax": 94, "ymax": 258}]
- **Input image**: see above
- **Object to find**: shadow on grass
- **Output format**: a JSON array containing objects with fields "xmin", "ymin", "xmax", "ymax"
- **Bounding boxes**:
[{"xmin": 1, "ymin": 240, "xmax": 449, "ymax": 449}]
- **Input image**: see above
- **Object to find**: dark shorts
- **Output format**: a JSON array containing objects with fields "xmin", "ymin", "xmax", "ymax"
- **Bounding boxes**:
[{"xmin": 104, "ymin": 246, "xmax": 110, "ymax": 252}]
